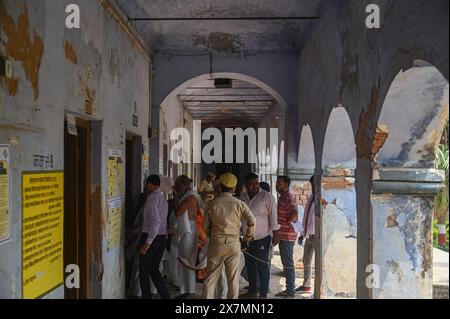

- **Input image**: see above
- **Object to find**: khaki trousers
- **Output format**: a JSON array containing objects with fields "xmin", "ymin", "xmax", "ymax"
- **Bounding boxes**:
[{"xmin": 203, "ymin": 240, "xmax": 241, "ymax": 299}]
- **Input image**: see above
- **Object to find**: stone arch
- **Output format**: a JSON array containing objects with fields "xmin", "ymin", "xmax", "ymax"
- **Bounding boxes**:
[
  {"xmin": 288, "ymin": 124, "xmax": 316, "ymax": 245},
  {"xmin": 154, "ymin": 72, "xmax": 289, "ymax": 180},
  {"xmin": 371, "ymin": 60, "xmax": 449, "ymax": 299},
  {"xmin": 322, "ymin": 107, "xmax": 357, "ymax": 169},
  {"xmin": 375, "ymin": 61, "xmax": 449, "ymax": 168},
  {"xmin": 298, "ymin": 125, "xmax": 315, "ymax": 170},
  {"xmin": 318, "ymin": 106, "xmax": 357, "ymax": 299},
  {"xmin": 159, "ymin": 72, "xmax": 288, "ymax": 112}
]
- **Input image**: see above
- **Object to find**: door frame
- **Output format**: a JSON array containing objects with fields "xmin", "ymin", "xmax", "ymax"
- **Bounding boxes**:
[{"xmin": 63, "ymin": 116, "xmax": 92, "ymax": 299}]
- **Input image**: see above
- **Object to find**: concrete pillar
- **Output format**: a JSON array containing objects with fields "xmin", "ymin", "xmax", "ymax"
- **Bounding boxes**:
[
  {"xmin": 371, "ymin": 168, "xmax": 445, "ymax": 298},
  {"xmin": 355, "ymin": 158, "xmax": 373, "ymax": 299}
]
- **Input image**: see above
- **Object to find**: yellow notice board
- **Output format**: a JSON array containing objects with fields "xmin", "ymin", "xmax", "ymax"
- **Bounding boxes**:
[
  {"xmin": 107, "ymin": 150, "xmax": 124, "ymax": 199},
  {"xmin": 107, "ymin": 149, "xmax": 124, "ymax": 253},
  {"xmin": 0, "ymin": 145, "xmax": 10, "ymax": 243},
  {"xmin": 22, "ymin": 171, "xmax": 64, "ymax": 299},
  {"xmin": 107, "ymin": 197, "xmax": 123, "ymax": 252}
]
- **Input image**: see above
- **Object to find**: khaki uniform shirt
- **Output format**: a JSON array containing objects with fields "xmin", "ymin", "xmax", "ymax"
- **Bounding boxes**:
[{"xmin": 203, "ymin": 192, "xmax": 256, "ymax": 243}]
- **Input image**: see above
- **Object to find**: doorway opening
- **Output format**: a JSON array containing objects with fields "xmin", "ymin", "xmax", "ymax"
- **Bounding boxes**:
[
  {"xmin": 124, "ymin": 132, "xmax": 142, "ymax": 296},
  {"xmin": 63, "ymin": 117, "xmax": 91, "ymax": 299}
]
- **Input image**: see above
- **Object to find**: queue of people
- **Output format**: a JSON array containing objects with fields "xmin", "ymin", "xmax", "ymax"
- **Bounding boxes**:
[{"xmin": 129, "ymin": 171, "xmax": 316, "ymax": 299}]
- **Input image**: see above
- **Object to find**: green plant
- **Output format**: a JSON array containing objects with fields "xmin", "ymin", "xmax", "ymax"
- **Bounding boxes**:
[
  {"xmin": 434, "ymin": 118, "xmax": 449, "ymax": 248},
  {"xmin": 434, "ymin": 144, "xmax": 449, "ymax": 220}
]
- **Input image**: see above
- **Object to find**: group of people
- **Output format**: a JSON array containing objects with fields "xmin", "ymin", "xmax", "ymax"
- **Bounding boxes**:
[{"xmin": 127, "ymin": 171, "xmax": 317, "ymax": 299}]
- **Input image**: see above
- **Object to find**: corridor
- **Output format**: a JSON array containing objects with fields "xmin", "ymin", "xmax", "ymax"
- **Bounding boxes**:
[{"xmin": 0, "ymin": 0, "xmax": 448, "ymax": 300}]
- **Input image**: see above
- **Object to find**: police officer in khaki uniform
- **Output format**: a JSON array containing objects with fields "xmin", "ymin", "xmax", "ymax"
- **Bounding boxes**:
[{"xmin": 202, "ymin": 173, "xmax": 256, "ymax": 299}]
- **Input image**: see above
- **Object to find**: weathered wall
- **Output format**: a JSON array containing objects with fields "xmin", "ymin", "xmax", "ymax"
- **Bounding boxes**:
[
  {"xmin": 372, "ymin": 192, "xmax": 434, "ymax": 299},
  {"xmin": 368, "ymin": 63, "xmax": 448, "ymax": 298},
  {"xmin": 377, "ymin": 63, "xmax": 449, "ymax": 168},
  {"xmin": 287, "ymin": 0, "xmax": 448, "ymax": 298},
  {"xmin": 318, "ymin": 107, "xmax": 357, "ymax": 298},
  {"xmin": 0, "ymin": 0, "xmax": 150, "ymax": 298}
]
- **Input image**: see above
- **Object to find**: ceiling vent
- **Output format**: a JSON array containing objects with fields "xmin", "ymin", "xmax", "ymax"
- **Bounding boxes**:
[{"xmin": 214, "ymin": 78, "xmax": 232, "ymax": 88}]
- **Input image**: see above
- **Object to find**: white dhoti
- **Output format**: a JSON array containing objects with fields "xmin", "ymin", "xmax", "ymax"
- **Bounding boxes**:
[
  {"xmin": 164, "ymin": 239, "xmax": 179, "ymax": 286},
  {"xmin": 163, "ymin": 213, "xmax": 180, "ymax": 287},
  {"xmin": 177, "ymin": 220, "xmax": 197, "ymax": 295},
  {"xmin": 176, "ymin": 190, "xmax": 203, "ymax": 296}
]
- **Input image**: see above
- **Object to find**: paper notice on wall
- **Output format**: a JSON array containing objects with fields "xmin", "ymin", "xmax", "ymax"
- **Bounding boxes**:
[
  {"xmin": 22, "ymin": 171, "xmax": 64, "ymax": 299},
  {"xmin": 107, "ymin": 150, "xmax": 124, "ymax": 199},
  {"xmin": 66, "ymin": 114, "xmax": 77, "ymax": 136},
  {"xmin": 107, "ymin": 149, "xmax": 124, "ymax": 253},
  {"xmin": 0, "ymin": 145, "xmax": 11, "ymax": 244},
  {"xmin": 107, "ymin": 197, "xmax": 123, "ymax": 252}
]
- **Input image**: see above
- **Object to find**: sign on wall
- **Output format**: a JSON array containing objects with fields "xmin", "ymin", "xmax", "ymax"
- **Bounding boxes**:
[
  {"xmin": 0, "ymin": 145, "xmax": 11, "ymax": 244},
  {"xmin": 107, "ymin": 150, "xmax": 124, "ymax": 199},
  {"xmin": 107, "ymin": 150, "xmax": 124, "ymax": 253},
  {"xmin": 22, "ymin": 171, "xmax": 64, "ymax": 299},
  {"xmin": 107, "ymin": 197, "xmax": 123, "ymax": 252}
]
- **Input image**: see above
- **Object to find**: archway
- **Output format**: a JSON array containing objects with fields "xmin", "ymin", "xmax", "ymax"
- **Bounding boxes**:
[
  {"xmin": 372, "ymin": 60, "xmax": 449, "ymax": 298},
  {"xmin": 288, "ymin": 124, "xmax": 317, "ymax": 297},
  {"xmin": 320, "ymin": 106, "xmax": 357, "ymax": 298},
  {"xmin": 157, "ymin": 72, "xmax": 288, "ymax": 192}
]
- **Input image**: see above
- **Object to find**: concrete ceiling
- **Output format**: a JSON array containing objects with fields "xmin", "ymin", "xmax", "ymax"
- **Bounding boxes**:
[
  {"xmin": 179, "ymin": 79, "xmax": 274, "ymax": 127},
  {"xmin": 115, "ymin": 0, "xmax": 322, "ymax": 53}
]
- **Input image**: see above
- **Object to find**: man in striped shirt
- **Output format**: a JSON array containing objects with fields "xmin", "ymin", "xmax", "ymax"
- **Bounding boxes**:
[{"xmin": 275, "ymin": 175, "xmax": 299, "ymax": 298}]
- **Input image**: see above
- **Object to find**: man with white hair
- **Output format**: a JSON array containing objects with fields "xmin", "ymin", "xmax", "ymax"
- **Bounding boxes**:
[{"xmin": 173, "ymin": 175, "xmax": 203, "ymax": 299}]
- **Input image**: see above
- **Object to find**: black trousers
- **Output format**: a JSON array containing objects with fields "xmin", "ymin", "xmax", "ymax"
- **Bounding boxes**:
[
  {"xmin": 244, "ymin": 235, "xmax": 271, "ymax": 298},
  {"xmin": 138, "ymin": 234, "xmax": 170, "ymax": 299}
]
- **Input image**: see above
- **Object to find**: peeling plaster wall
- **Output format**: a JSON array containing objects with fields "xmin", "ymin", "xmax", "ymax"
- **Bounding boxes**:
[
  {"xmin": 377, "ymin": 64, "xmax": 449, "ymax": 168},
  {"xmin": 290, "ymin": 0, "xmax": 448, "ymax": 169},
  {"xmin": 317, "ymin": 106, "xmax": 357, "ymax": 298},
  {"xmin": 372, "ymin": 194, "xmax": 433, "ymax": 299},
  {"xmin": 321, "ymin": 183, "xmax": 357, "ymax": 298},
  {"xmin": 0, "ymin": 0, "xmax": 150, "ymax": 298},
  {"xmin": 290, "ymin": 0, "xmax": 448, "ymax": 298}
]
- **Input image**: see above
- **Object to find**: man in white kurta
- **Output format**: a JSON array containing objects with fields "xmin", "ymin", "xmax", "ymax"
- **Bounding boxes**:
[{"xmin": 173, "ymin": 175, "xmax": 203, "ymax": 299}]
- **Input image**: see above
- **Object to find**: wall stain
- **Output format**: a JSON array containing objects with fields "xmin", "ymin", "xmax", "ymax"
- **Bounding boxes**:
[
  {"xmin": 91, "ymin": 185, "xmax": 103, "ymax": 283},
  {"xmin": 64, "ymin": 40, "xmax": 77, "ymax": 64},
  {"xmin": 356, "ymin": 81, "xmax": 380, "ymax": 159},
  {"xmin": 192, "ymin": 32, "xmax": 241, "ymax": 53},
  {"xmin": 0, "ymin": 3, "xmax": 44, "ymax": 100},
  {"xmin": 387, "ymin": 259, "xmax": 402, "ymax": 281},
  {"xmin": 386, "ymin": 209, "xmax": 399, "ymax": 228},
  {"xmin": 79, "ymin": 66, "xmax": 96, "ymax": 115},
  {"xmin": 84, "ymin": 87, "xmax": 95, "ymax": 115},
  {"xmin": 322, "ymin": 177, "xmax": 354, "ymax": 189}
]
